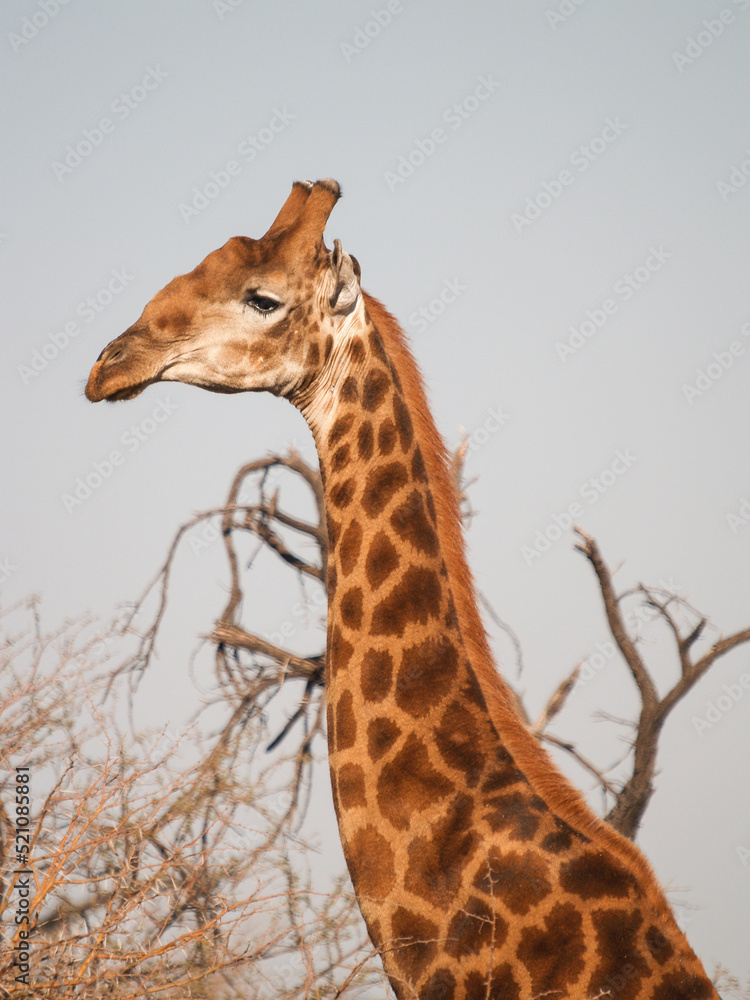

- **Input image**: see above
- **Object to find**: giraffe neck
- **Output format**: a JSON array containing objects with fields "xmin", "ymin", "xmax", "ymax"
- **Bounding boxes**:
[{"xmin": 295, "ymin": 295, "xmax": 717, "ymax": 1000}]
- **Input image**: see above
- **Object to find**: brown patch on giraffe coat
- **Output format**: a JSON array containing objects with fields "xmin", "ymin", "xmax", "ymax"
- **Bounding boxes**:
[
  {"xmin": 516, "ymin": 901, "xmax": 586, "ymax": 995},
  {"xmin": 346, "ymin": 825, "xmax": 396, "ymax": 898},
  {"xmin": 378, "ymin": 734, "xmax": 454, "ymax": 829},
  {"xmin": 339, "ymin": 375, "xmax": 359, "ymax": 402},
  {"xmin": 326, "ymin": 698, "xmax": 336, "ymax": 771},
  {"xmin": 444, "ymin": 596, "xmax": 458, "ymax": 630},
  {"xmin": 444, "ymin": 895, "xmax": 500, "ymax": 960},
  {"xmin": 462, "ymin": 668, "xmax": 488, "ymax": 711},
  {"xmin": 323, "ymin": 333, "xmax": 334, "ymax": 361},
  {"xmin": 393, "ymin": 394, "xmax": 414, "ymax": 451},
  {"xmin": 541, "ymin": 817, "xmax": 588, "ymax": 854},
  {"xmin": 357, "ymin": 420, "xmax": 374, "ymax": 460},
  {"xmin": 425, "ymin": 491, "xmax": 437, "ymax": 525},
  {"xmin": 464, "ymin": 964, "xmax": 519, "ymax": 1000},
  {"xmin": 411, "ymin": 446, "xmax": 428, "ymax": 482},
  {"xmin": 370, "ymin": 566, "xmax": 442, "ymax": 637},
  {"xmin": 421, "ymin": 968, "xmax": 456, "ymax": 1000},
  {"xmin": 305, "ymin": 341, "xmax": 320, "ymax": 367},
  {"xmin": 481, "ymin": 762, "xmax": 524, "ymax": 795},
  {"xmin": 331, "ymin": 443, "xmax": 351, "ymax": 473},
  {"xmin": 435, "ymin": 700, "xmax": 485, "ymax": 786},
  {"xmin": 395, "ymin": 636, "xmax": 459, "ymax": 718},
  {"xmin": 360, "ymin": 648, "xmax": 393, "ymax": 703},
  {"xmin": 362, "ymin": 368, "xmax": 390, "ymax": 412},
  {"xmin": 330, "ymin": 477, "xmax": 356, "ymax": 509},
  {"xmin": 588, "ymin": 908, "xmax": 648, "ymax": 1000},
  {"xmin": 377, "ymin": 418, "xmax": 397, "ymax": 456},
  {"xmin": 339, "ymin": 587, "xmax": 363, "ymax": 629},
  {"xmin": 362, "ymin": 461, "xmax": 409, "ymax": 518},
  {"xmin": 390, "ymin": 489, "xmax": 439, "ymax": 556},
  {"xmin": 247, "ymin": 341, "xmax": 278, "ymax": 365},
  {"xmin": 560, "ymin": 849, "xmax": 637, "ymax": 901},
  {"xmin": 337, "ymin": 763, "xmax": 367, "ymax": 809},
  {"xmin": 645, "ymin": 924, "xmax": 675, "ymax": 965},
  {"xmin": 368, "ymin": 328, "xmax": 390, "ymax": 368},
  {"xmin": 326, "ymin": 516, "xmax": 340, "ymax": 550},
  {"xmin": 367, "ymin": 716, "xmax": 401, "ymax": 761},
  {"xmin": 389, "ymin": 907, "xmax": 439, "ymax": 981},
  {"xmin": 365, "ymin": 531, "xmax": 400, "ymax": 590},
  {"xmin": 482, "ymin": 788, "xmax": 541, "ymax": 841},
  {"xmin": 329, "ymin": 625, "xmax": 354, "ymax": 671},
  {"xmin": 338, "ymin": 520, "xmax": 362, "ymax": 576},
  {"xmin": 165, "ymin": 310, "xmax": 192, "ymax": 334},
  {"xmin": 405, "ymin": 793, "xmax": 479, "ymax": 906},
  {"xmin": 652, "ymin": 970, "xmax": 716, "ymax": 1000},
  {"xmin": 473, "ymin": 848, "xmax": 552, "ymax": 916},
  {"xmin": 335, "ymin": 690, "xmax": 356, "ymax": 750},
  {"xmin": 328, "ymin": 413, "xmax": 355, "ymax": 448},
  {"xmin": 348, "ymin": 336, "xmax": 365, "ymax": 363}
]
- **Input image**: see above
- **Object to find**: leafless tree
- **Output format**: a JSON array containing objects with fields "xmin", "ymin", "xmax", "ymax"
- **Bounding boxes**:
[
  {"xmin": 0, "ymin": 598, "xmax": 382, "ymax": 998},
  {"xmin": 132, "ymin": 448, "xmax": 750, "ymax": 842}
]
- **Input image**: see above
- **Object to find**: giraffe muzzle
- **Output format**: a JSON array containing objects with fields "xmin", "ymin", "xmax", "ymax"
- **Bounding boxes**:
[{"xmin": 85, "ymin": 330, "xmax": 154, "ymax": 402}]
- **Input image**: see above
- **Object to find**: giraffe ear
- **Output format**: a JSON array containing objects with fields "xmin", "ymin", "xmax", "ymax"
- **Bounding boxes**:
[{"xmin": 329, "ymin": 240, "xmax": 360, "ymax": 315}]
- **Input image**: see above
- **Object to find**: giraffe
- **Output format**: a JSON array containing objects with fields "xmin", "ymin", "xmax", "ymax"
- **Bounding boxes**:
[{"xmin": 85, "ymin": 180, "xmax": 719, "ymax": 1000}]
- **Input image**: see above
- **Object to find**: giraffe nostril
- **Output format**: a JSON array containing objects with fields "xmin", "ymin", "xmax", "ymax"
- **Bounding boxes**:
[{"xmin": 99, "ymin": 342, "xmax": 124, "ymax": 365}]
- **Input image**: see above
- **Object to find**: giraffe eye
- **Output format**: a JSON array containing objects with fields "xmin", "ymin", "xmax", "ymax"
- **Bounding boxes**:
[{"xmin": 244, "ymin": 292, "xmax": 280, "ymax": 314}]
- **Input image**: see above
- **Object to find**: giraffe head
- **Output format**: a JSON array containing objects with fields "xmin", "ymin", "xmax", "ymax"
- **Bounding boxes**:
[{"xmin": 85, "ymin": 179, "xmax": 361, "ymax": 405}]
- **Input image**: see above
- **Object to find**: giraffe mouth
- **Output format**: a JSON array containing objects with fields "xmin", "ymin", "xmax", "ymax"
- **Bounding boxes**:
[
  {"xmin": 85, "ymin": 365, "xmax": 155, "ymax": 402},
  {"xmin": 104, "ymin": 383, "xmax": 150, "ymax": 401}
]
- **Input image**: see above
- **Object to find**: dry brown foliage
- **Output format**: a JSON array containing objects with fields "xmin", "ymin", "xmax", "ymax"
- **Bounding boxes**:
[{"xmin": 0, "ymin": 597, "xmax": 382, "ymax": 998}]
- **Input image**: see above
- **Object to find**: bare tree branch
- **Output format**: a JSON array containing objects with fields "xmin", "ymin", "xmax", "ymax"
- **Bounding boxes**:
[{"xmin": 571, "ymin": 525, "xmax": 750, "ymax": 838}]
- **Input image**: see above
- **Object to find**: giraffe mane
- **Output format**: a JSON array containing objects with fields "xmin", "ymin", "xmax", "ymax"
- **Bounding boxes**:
[{"xmin": 363, "ymin": 291, "xmax": 677, "ymax": 919}]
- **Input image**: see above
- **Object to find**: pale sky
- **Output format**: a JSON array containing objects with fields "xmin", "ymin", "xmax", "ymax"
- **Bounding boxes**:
[{"xmin": 2, "ymin": 0, "xmax": 749, "ymax": 977}]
